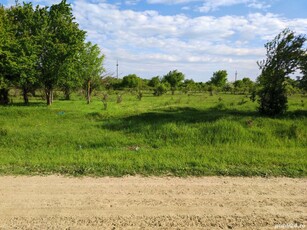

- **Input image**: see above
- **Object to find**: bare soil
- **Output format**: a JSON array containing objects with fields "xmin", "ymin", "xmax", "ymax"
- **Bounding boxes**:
[{"xmin": 0, "ymin": 176, "xmax": 306, "ymax": 229}]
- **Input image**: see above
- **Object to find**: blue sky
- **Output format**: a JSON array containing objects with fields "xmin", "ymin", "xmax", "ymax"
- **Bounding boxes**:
[{"xmin": 2, "ymin": 0, "xmax": 307, "ymax": 82}]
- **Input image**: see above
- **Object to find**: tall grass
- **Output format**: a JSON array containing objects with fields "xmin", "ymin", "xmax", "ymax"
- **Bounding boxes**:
[{"xmin": 0, "ymin": 92, "xmax": 306, "ymax": 177}]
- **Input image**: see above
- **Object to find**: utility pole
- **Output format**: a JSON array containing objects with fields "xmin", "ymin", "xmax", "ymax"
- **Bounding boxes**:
[
  {"xmin": 235, "ymin": 70, "xmax": 238, "ymax": 82},
  {"xmin": 116, "ymin": 59, "xmax": 119, "ymax": 79}
]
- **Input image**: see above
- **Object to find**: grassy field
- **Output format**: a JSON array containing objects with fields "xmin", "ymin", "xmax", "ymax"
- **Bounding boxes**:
[{"xmin": 0, "ymin": 91, "xmax": 306, "ymax": 177}]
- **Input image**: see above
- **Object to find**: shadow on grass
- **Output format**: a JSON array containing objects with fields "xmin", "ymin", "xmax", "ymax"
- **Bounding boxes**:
[
  {"xmin": 99, "ymin": 105, "xmax": 307, "ymax": 133},
  {"xmin": 285, "ymin": 110, "xmax": 307, "ymax": 118},
  {"xmin": 100, "ymin": 106, "xmax": 260, "ymax": 132},
  {"xmin": 8, "ymin": 102, "xmax": 46, "ymax": 107}
]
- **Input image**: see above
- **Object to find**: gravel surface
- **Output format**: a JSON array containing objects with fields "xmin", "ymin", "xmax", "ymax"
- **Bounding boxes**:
[{"xmin": 0, "ymin": 176, "xmax": 306, "ymax": 229}]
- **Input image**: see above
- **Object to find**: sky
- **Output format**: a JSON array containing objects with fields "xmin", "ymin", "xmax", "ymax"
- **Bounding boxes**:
[{"xmin": 2, "ymin": 0, "xmax": 307, "ymax": 82}]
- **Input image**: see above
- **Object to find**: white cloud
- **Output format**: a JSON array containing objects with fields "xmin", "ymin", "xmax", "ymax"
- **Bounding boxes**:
[
  {"xmin": 5, "ymin": 0, "xmax": 305, "ymax": 81},
  {"xmin": 199, "ymin": 0, "xmax": 271, "ymax": 12},
  {"xmin": 125, "ymin": 0, "xmax": 140, "ymax": 5},
  {"xmin": 147, "ymin": 0, "xmax": 199, "ymax": 4},
  {"xmin": 146, "ymin": 0, "xmax": 271, "ymax": 12},
  {"xmin": 71, "ymin": 0, "xmax": 307, "ymax": 81}
]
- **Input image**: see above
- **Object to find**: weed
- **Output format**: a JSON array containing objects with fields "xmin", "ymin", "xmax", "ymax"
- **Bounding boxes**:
[
  {"xmin": 0, "ymin": 128, "xmax": 8, "ymax": 136},
  {"xmin": 117, "ymin": 94, "xmax": 122, "ymax": 103}
]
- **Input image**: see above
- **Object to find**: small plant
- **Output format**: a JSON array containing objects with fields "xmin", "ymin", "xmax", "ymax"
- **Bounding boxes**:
[
  {"xmin": 137, "ymin": 91, "xmax": 143, "ymax": 100},
  {"xmin": 215, "ymin": 103, "xmax": 226, "ymax": 110},
  {"xmin": 218, "ymin": 97, "xmax": 223, "ymax": 102},
  {"xmin": 154, "ymin": 84, "xmax": 167, "ymax": 96},
  {"xmin": 246, "ymin": 119, "xmax": 253, "ymax": 127},
  {"xmin": 103, "ymin": 93, "xmax": 108, "ymax": 101},
  {"xmin": 0, "ymin": 128, "xmax": 8, "ymax": 136},
  {"xmin": 301, "ymin": 100, "xmax": 304, "ymax": 107},
  {"xmin": 288, "ymin": 124, "xmax": 300, "ymax": 139},
  {"xmin": 102, "ymin": 93, "xmax": 108, "ymax": 110},
  {"xmin": 102, "ymin": 101, "xmax": 107, "ymax": 110},
  {"xmin": 117, "ymin": 94, "xmax": 122, "ymax": 103}
]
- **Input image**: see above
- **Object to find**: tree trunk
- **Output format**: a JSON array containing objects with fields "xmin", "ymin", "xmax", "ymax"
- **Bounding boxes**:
[
  {"xmin": 51, "ymin": 90, "xmax": 53, "ymax": 104},
  {"xmin": 22, "ymin": 87, "xmax": 29, "ymax": 105},
  {"xmin": 0, "ymin": 88, "xmax": 9, "ymax": 105},
  {"xmin": 64, "ymin": 88, "xmax": 70, "ymax": 100},
  {"xmin": 86, "ymin": 80, "xmax": 91, "ymax": 104},
  {"xmin": 45, "ymin": 88, "xmax": 53, "ymax": 106}
]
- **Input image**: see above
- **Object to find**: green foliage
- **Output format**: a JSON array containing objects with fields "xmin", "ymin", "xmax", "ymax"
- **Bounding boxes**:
[
  {"xmin": 103, "ymin": 76, "xmax": 122, "ymax": 90},
  {"xmin": 0, "ymin": 1, "xmax": 106, "ymax": 105},
  {"xmin": 148, "ymin": 76, "xmax": 160, "ymax": 88},
  {"xmin": 233, "ymin": 77, "xmax": 255, "ymax": 94},
  {"xmin": 38, "ymin": 0, "xmax": 86, "ymax": 105},
  {"xmin": 153, "ymin": 83, "xmax": 168, "ymax": 96},
  {"xmin": 182, "ymin": 79, "xmax": 196, "ymax": 93},
  {"xmin": 257, "ymin": 29, "xmax": 306, "ymax": 116},
  {"xmin": 122, "ymin": 74, "xmax": 142, "ymax": 89},
  {"xmin": 0, "ymin": 6, "xmax": 15, "ymax": 104},
  {"xmin": 210, "ymin": 70, "xmax": 228, "ymax": 88},
  {"xmin": 162, "ymin": 70, "xmax": 185, "ymax": 95},
  {"xmin": 78, "ymin": 42, "xmax": 105, "ymax": 104},
  {"xmin": 7, "ymin": 3, "xmax": 40, "ymax": 104}
]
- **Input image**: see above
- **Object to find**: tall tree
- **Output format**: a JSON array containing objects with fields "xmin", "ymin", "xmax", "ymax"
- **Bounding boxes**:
[
  {"xmin": 148, "ymin": 76, "xmax": 160, "ymax": 88},
  {"xmin": 257, "ymin": 29, "xmax": 306, "ymax": 116},
  {"xmin": 8, "ymin": 3, "xmax": 40, "ymax": 104},
  {"xmin": 58, "ymin": 55, "xmax": 81, "ymax": 100},
  {"xmin": 162, "ymin": 70, "xmax": 185, "ymax": 95},
  {"xmin": 38, "ymin": 0, "xmax": 85, "ymax": 105},
  {"xmin": 210, "ymin": 70, "xmax": 228, "ymax": 88},
  {"xmin": 0, "ymin": 6, "xmax": 15, "ymax": 105},
  {"xmin": 78, "ymin": 42, "xmax": 104, "ymax": 104}
]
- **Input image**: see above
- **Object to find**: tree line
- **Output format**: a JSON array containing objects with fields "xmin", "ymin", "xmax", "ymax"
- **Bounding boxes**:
[
  {"xmin": 0, "ymin": 0, "xmax": 104, "ymax": 105},
  {"xmin": 0, "ymin": 0, "xmax": 306, "ymax": 116}
]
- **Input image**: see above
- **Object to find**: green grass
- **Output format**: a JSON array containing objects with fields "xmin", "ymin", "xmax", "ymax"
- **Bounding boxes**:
[{"xmin": 0, "ymin": 92, "xmax": 306, "ymax": 177}]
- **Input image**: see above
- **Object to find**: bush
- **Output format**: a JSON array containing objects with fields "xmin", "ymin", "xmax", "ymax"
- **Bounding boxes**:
[{"xmin": 154, "ymin": 84, "xmax": 167, "ymax": 96}]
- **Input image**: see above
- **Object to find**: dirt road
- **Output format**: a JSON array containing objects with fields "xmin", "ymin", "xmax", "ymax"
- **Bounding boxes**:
[{"xmin": 0, "ymin": 176, "xmax": 306, "ymax": 229}]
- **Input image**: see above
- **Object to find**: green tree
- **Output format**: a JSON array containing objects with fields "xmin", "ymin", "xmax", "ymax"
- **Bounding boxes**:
[
  {"xmin": 182, "ymin": 79, "xmax": 195, "ymax": 93},
  {"xmin": 78, "ymin": 42, "xmax": 104, "ymax": 104},
  {"xmin": 242, "ymin": 77, "xmax": 254, "ymax": 94},
  {"xmin": 257, "ymin": 29, "xmax": 306, "ymax": 116},
  {"xmin": 162, "ymin": 70, "xmax": 185, "ymax": 95},
  {"xmin": 210, "ymin": 70, "xmax": 228, "ymax": 88},
  {"xmin": 38, "ymin": 0, "xmax": 86, "ymax": 105},
  {"xmin": 58, "ymin": 55, "xmax": 81, "ymax": 100},
  {"xmin": 234, "ymin": 77, "xmax": 254, "ymax": 94},
  {"xmin": 122, "ymin": 74, "xmax": 142, "ymax": 89},
  {"xmin": 0, "ymin": 5, "xmax": 15, "ymax": 105},
  {"xmin": 153, "ymin": 83, "xmax": 168, "ymax": 96},
  {"xmin": 8, "ymin": 3, "xmax": 40, "ymax": 104},
  {"xmin": 223, "ymin": 82, "xmax": 234, "ymax": 94},
  {"xmin": 102, "ymin": 76, "xmax": 122, "ymax": 90},
  {"xmin": 148, "ymin": 76, "xmax": 160, "ymax": 88}
]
